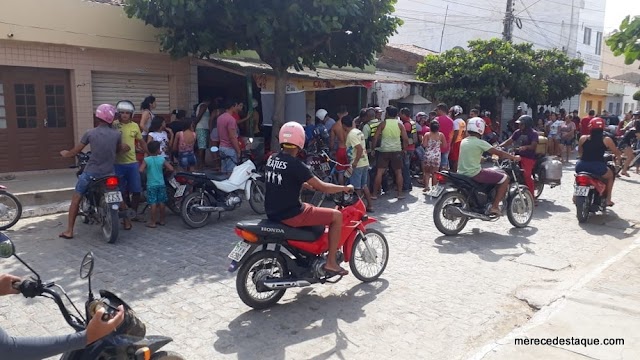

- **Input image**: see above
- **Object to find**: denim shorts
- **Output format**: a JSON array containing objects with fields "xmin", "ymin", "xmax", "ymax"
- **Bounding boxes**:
[
  {"xmin": 147, "ymin": 185, "xmax": 168, "ymax": 205},
  {"xmin": 220, "ymin": 146, "xmax": 238, "ymax": 173},
  {"xmin": 114, "ymin": 163, "xmax": 142, "ymax": 193},
  {"xmin": 575, "ymin": 161, "xmax": 607, "ymax": 176},
  {"xmin": 75, "ymin": 172, "xmax": 98, "ymax": 195},
  {"xmin": 440, "ymin": 152, "xmax": 450, "ymax": 168},
  {"xmin": 178, "ymin": 151, "xmax": 197, "ymax": 168},
  {"xmin": 350, "ymin": 166, "xmax": 369, "ymax": 190}
]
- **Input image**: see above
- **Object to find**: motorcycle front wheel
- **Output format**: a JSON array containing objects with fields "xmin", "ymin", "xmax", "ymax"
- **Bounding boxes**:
[
  {"xmin": 506, "ymin": 186, "xmax": 534, "ymax": 228},
  {"xmin": 433, "ymin": 191, "xmax": 469, "ymax": 236},
  {"xmin": 0, "ymin": 191, "xmax": 22, "ymax": 230},
  {"xmin": 236, "ymin": 251, "xmax": 288, "ymax": 310},
  {"xmin": 180, "ymin": 192, "xmax": 211, "ymax": 228},
  {"xmin": 100, "ymin": 198, "xmax": 119, "ymax": 244},
  {"xmin": 534, "ymin": 179, "xmax": 544, "ymax": 199},
  {"xmin": 349, "ymin": 229, "xmax": 389, "ymax": 282}
]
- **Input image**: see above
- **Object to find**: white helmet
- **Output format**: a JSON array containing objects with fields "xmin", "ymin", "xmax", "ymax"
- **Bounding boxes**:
[
  {"xmin": 450, "ymin": 105, "xmax": 463, "ymax": 117},
  {"xmin": 466, "ymin": 117, "xmax": 486, "ymax": 135},
  {"xmin": 315, "ymin": 109, "xmax": 328, "ymax": 120}
]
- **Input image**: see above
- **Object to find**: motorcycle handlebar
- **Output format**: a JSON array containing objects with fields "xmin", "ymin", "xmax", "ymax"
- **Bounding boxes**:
[{"xmin": 15, "ymin": 279, "xmax": 86, "ymax": 332}]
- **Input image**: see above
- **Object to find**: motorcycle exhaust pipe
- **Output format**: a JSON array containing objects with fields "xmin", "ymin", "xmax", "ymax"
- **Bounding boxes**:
[
  {"xmin": 194, "ymin": 206, "xmax": 226, "ymax": 213},
  {"xmin": 261, "ymin": 279, "xmax": 312, "ymax": 289},
  {"xmin": 446, "ymin": 206, "xmax": 492, "ymax": 221}
]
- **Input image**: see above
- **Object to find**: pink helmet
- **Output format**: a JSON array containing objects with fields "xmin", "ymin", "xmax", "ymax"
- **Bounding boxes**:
[
  {"xmin": 279, "ymin": 121, "xmax": 305, "ymax": 149},
  {"xmin": 95, "ymin": 104, "xmax": 116, "ymax": 124}
]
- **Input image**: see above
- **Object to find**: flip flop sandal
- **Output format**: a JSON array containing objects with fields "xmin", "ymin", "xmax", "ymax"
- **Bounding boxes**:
[
  {"xmin": 157, "ymin": 222, "xmax": 166, "ymax": 226},
  {"xmin": 123, "ymin": 222, "xmax": 132, "ymax": 231},
  {"xmin": 58, "ymin": 234, "xmax": 73, "ymax": 239},
  {"xmin": 131, "ymin": 217, "xmax": 144, "ymax": 222},
  {"xmin": 323, "ymin": 265, "xmax": 349, "ymax": 277},
  {"xmin": 145, "ymin": 224, "xmax": 157, "ymax": 228}
]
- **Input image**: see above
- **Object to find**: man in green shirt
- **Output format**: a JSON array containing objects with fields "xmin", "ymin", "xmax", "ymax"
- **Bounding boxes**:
[
  {"xmin": 458, "ymin": 117, "xmax": 519, "ymax": 216},
  {"xmin": 114, "ymin": 100, "xmax": 148, "ymax": 229},
  {"xmin": 371, "ymin": 106, "xmax": 409, "ymax": 199}
]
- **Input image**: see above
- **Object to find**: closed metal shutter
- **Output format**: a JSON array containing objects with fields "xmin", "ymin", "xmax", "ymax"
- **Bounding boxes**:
[{"xmin": 91, "ymin": 72, "xmax": 170, "ymax": 114}]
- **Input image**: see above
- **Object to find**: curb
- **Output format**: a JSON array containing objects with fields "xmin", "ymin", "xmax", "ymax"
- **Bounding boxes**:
[
  {"xmin": 14, "ymin": 189, "xmax": 75, "ymax": 207},
  {"xmin": 22, "ymin": 201, "xmax": 70, "ymax": 219}
]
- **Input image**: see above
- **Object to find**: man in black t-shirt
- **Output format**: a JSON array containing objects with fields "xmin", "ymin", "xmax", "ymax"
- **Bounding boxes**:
[
  {"xmin": 620, "ymin": 120, "xmax": 640, "ymax": 177},
  {"xmin": 265, "ymin": 121, "xmax": 353, "ymax": 276}
]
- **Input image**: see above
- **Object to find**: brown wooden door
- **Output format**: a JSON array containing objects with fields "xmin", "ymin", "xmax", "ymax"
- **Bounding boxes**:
[{"xmin": 0, "ymin": 67, "xmax": 74, "ymax": 172}]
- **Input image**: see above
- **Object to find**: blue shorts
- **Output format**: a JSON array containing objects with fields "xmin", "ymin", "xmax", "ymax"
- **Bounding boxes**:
[
  {"xmin": 147, "ymin": 185, "xmax": 168, "ymax": 205},
  {"xmin": 575, "ymin": 161, "xmax": 608, "ymax": 176},
  {"xmin": 220, "ymin": 146, "xmax": 238, "ymax": 173},
  {"xmin": 440, "ymin": 152, "xmax": 450, "ymax": 168},
  {"xmin": 114, "ymin": 163, "xmax": 142, "ymax": 193},
  {"xmin": 178, "ymin": 151, "xmax": 196, "ymax": 168},
  {"xmin": 350, "ymin": 166, "xmax": 369, "ymax": 190},
  {"xmin": 75, "ymin": 172, "xmax": 98, "ymax": 195}
]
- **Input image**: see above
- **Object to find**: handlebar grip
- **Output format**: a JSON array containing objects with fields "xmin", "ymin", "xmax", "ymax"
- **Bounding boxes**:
[{"xmin": 16, "ymin": 279, "xmax": 42, "ymax": 298}]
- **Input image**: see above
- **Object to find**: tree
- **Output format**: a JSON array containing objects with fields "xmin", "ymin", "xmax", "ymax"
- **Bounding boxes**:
[
  {"xmin": 416, "ymin": 39, "xmax": 588, "ymax": 122},
  {"xmin": 124, "ymin": 0, "xmax": 402, "ymax": 149},
  {"xmin": 606, "ymin": 15, "xmax": 640, "ymax": 66},
  {"xmin": 634, "ymin": 90, "xmax": 640, "ymax": 102}
]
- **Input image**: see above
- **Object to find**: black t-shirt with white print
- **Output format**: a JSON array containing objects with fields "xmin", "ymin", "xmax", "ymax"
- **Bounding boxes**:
[{"xmin": 264, "ymin": 151, "xmax": 314, "ymax": 221}]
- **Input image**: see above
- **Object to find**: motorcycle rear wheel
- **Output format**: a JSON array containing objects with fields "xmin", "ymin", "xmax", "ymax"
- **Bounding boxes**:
[
  {"xmin": 100, "ymin": 198, "xmax": 119, "ymax": 244},
  {"xmin": 349, "ymin": 229, "xmax": 389, "ymax": 282},
  {"xmin": 0, "ymin": 191, "xmax": 22, "ymax": 230},
  {"xmin": 576, "ymin": 194, "xmax": 591, "ymax": 223},
  {"xmin": 506, "ymin": 187, "xmax": 534, "ymax": 228},
  {"xmin": 180, "ymin": 192, "xmax": 211, "ymax": 228},
  {"xmin": 433, "ymin": 191, "xmax": 469, "ymax": 236},
  {"xmin": 165, "ymin": 186, "xmax": 181, "ymax": 215},
  {"xmin": 236, "ymin": 251, "xmax": 288, "ymax": 310},
  {"xmin": 151, "ymin": 351, "xmax": 186, "ymax": 360}
]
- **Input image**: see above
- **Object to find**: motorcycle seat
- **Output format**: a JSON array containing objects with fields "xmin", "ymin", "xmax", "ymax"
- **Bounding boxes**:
[
  {"xmin": 204, "ymin": 171, "xmax": 230, "ymax": 181},
  {"xmin": 236, "ymin": 219, "xmax": 326, "ymax": 242}
]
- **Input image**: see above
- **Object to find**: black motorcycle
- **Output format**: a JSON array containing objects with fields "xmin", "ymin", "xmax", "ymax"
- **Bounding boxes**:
[
  {"xmin": 0, "ymin": 233, "xmax": 184, "ymax": 360},
  {"xmin": 431, "ymin": 157, "xmax": 534, "ymax": 235},
  {"xmin": 73, "ymin": 153, "xmax": 125, "ymax": 244}
]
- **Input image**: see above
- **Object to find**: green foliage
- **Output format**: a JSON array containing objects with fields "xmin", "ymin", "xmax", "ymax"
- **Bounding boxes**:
[
  {"xmin": 123, "ymin": 0, "xmax": 402, "ymax": 71},
  {"xmin": 634, "ymin": 90, "xmax": 640, "ymax": 101},
  {"xmin": 606, "ymin": 15, "xmax": 640, "ymax": 66},
  {"xmin": 416, "ymin": 39, "xmax": 589, "ymax": 107}
]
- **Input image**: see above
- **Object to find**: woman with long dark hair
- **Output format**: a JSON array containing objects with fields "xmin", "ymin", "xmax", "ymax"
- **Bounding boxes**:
[
  {"xmin": 575, "ymin": 117, "xmax": 621, "ymax": 206},
  {"xmin": 139, "ymin": 95, "xmax": 156, "ymax": 138}
]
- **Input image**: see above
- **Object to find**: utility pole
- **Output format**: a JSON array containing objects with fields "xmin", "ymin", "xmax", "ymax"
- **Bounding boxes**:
[
  {"xmin": 439, "ymin": 5, "xmax": 449, "ymax": 52},
  {"xmin": 502, "ymin": 0, "xmax": 514, "ymax": 42}
]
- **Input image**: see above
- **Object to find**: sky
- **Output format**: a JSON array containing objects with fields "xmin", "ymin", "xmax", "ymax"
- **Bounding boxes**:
[{"xmin": 604, "ymin": 0, "xmax": 640, "ymax": 32}]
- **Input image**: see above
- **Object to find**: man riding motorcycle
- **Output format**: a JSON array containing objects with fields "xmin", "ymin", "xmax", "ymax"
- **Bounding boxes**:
[
  {"xmin": 500, "ymin": 115, "xmax": 538, "ymax": 195},
  {"xmin": 575, "ymin": 117, "xmax": 621, "ymax": 207},
  {"xmin": 0, "ymin": 273, "xmax": 124, "ymax": 360},
  {"xmin": 264, "ymin": 122, "xmax": 353, "ymax": 276},
  {"xmin": 618, "ymin": 120, "xmax": 640, "ymax": 177}
]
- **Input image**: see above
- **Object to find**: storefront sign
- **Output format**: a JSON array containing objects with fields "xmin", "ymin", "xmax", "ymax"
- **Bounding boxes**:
[{"xmin": 254, "ymin": 74, "xmax": 373, "ymax": 93}]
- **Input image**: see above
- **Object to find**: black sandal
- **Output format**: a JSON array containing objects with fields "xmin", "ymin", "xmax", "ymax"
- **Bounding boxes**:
[{"xmin": 323, "ymin": 265, "xmax": 349, "ymax": 277}]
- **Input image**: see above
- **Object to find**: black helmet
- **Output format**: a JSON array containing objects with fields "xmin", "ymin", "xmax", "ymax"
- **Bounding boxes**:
[{"xmin": 515, "ymin": 115, "xmax": 534, "ymax": 129}]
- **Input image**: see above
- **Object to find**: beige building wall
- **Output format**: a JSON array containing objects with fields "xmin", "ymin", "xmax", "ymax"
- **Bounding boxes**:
[
  {"xmin": 0, "ymin": 40, "xmax": 194, "ymax": 142},
  {"xmin": 601, "ymin": 38, "xmax": 640, "ymax": 79},
  {"xmin": 0, "ymin": 0, "xmax": 162, "ymax": 54}
]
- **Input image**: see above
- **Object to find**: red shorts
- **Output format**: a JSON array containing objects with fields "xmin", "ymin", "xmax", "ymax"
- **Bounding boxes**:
[
  {"xmin": 282, "ymin": 203, "xmax": 336, "ymax": 227},
  {"xmin": 336, "ymin": 147, "xmax": 349, "ymax": 171},
  {"xmin": 449, "ymin": 141, "xmax": 461, "ymax": 162}
]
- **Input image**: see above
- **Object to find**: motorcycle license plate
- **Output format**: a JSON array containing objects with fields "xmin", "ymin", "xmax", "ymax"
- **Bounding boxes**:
[
  {"xmin": 175, "ymin": 185, "xmax": 186, "ymax": 197},
  {"xmin": 430, "ymin": 185, "xmax": 444, "ymax": 198},
  {"xmin": 228, "ymin": 241, "xmax": 252, "ymax": 262},
  {"xmin": 320, "ymin": 162, "xmax": 330, "ymax": 171},
  {"xmin": 105, "ymin": 191, "xmax": 123, "ymax": 204},
  {"xmin": 168, "ymin": 177, "xmax": 179, "ymax": 188},
  {"xmin": 574, "ymin": 186, "xmax": 589, "ymax": 196}
]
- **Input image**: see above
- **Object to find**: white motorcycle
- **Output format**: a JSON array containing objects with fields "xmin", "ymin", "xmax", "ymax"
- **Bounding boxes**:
[{"xmin": 176, "ymin": 147, "xmax": 266, "ymax": 228}]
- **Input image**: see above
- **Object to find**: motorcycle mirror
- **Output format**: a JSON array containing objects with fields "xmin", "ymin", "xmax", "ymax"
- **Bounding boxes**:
[
  {"xmin": 0, "ymin": 233, "xmax": 15, "ymax": 258},
  {"xmin": 210, "ymin": 146, "xmax": 220, "ymax": 153},
  {"xmin": 79, "ymin": 252, "xmax": 95, "ymax": 279}
]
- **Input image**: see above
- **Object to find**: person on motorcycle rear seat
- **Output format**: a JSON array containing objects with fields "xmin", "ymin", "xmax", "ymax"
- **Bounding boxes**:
[
  {"xmin": 0, "ymin": 273, "xmax": 125, "ymax": 359},
  {"xmin": 575, "ymin": 117, "xmax": 621, "ymax": 207},
  {"xmin": 58, "ymin": 104, "xmax": 128, "ymax": 239},
  {"xmin": 458, "ymin": 118, "xmax": 521, "ymax": 217},
  {"xmin": 619, "ymin": 120, "xmax": 640, "ymax": 177},
  {"xmin": 265, "ymin": 122, "xmax": 354, "ymax": 276},
  {"xmin": 500, "ymin": 115, "xmax": 538, "ymax": 196}
]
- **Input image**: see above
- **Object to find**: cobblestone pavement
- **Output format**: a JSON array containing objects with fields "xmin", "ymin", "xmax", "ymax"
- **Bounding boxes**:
[{"xmin": 1, "ymin": 163, "xmax": 639, "ymax": 360}]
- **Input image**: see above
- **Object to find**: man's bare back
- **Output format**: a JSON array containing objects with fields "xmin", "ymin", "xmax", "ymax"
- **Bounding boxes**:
[{"xmin": 331, "ymin": 120, "xmax": 347, "ymax": 149}]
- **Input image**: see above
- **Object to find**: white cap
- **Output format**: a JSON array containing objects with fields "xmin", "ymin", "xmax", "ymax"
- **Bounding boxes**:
[{"xmin": 315, "ymin": 109, "xmax": 328, "ymax": 120}]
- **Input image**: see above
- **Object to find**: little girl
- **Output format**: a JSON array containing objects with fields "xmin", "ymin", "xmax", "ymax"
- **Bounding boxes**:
[
  {"xmin": 147, "ymin": 116, "xmax": 170, "ymax": 160},
  {"xmin": 173, "ymin": 119, "xmax": 197, "ymax": 171},
  {"xmin": 140, "ymin": 141, "xmax": 174, "ymax": 227},
  {"xmin": 422, "ymin": 120, "xmax": 446, "ymax": 192}
]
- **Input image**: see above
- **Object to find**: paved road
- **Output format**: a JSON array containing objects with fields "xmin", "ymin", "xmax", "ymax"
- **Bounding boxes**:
[{"xmin": 1, "ymin": 163, "xmax": 639, "ymax": 359}]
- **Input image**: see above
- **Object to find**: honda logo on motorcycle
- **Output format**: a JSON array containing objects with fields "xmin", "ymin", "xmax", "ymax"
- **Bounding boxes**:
[{"xmin": 261, "ymin": 227, "xmax": 285, "ymax": 233}]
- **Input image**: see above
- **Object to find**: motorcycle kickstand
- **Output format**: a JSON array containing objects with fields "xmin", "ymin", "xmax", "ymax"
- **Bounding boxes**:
[{"xmin": 323, "ymin": 275, "xmax": 344, "ymax": 284}]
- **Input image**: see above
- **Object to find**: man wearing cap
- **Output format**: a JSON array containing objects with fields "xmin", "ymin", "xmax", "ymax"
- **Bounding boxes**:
[{"xmin": 580, "ymin": 110, "xmax": 596, "ymax": 137}]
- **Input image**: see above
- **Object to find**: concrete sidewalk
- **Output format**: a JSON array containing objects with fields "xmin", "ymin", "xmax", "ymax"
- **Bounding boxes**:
[
  {"xmin": 1, "ymin": 170, "xmax": 76, "ymax": 218},
  {"xmin": 470, "ymin": 238, "xmax": 640, "ymax": 360}
]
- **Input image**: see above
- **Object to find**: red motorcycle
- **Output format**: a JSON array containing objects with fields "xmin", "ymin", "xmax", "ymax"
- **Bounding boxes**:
[
  {"xmin": 227, "ymin": 193, "xmax": 389, "ymax": 309},
  {"xmin": 574, "ymin": 154, "xmax": 617, "ymax": 223}
]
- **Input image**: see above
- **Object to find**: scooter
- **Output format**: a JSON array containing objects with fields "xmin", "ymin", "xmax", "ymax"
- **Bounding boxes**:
[
  {"xmin": 227, "ymin": 192, "xmax": 389, "ymax": 309},
  {"xmin": 176, "ymin": 147, "xmax": 265, "ymax": 228},
  {"xmin": 0, "ymin": 184, "xmax": 22, "ymax": 230},
  {"xmin": 0, "ymin": 233, "xmax": 184, "ymax": 360},
  {"xmin": 574, "ymin": 153, "xmax": 617, "ymax": 223}
]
